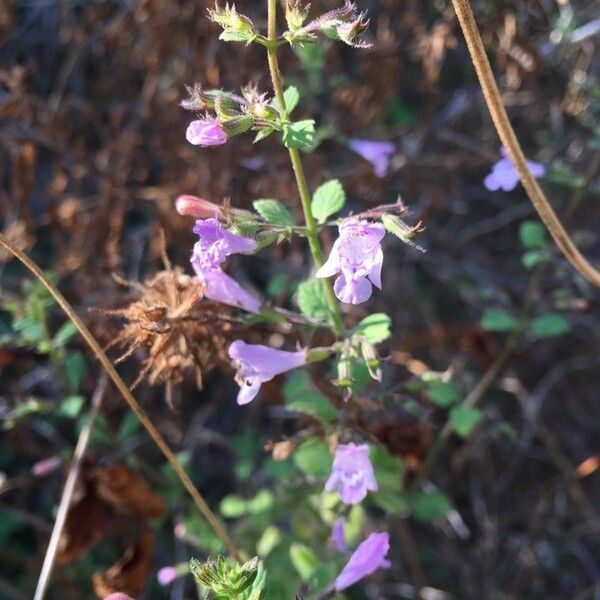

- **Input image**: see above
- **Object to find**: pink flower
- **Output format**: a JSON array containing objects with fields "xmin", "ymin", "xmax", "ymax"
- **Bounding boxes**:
[
  {"xmin": 349, "ymin": 139, "xmax": 396, "ymax": 177},
  {"xmin": 316, "ymin": 218, "xmax": 385, "ymax": 304},
  {"xmin": 176, "ymin": 195, "xmax": 223, "ymax": 219},
  {"xmin": 228, "ymin": 340, "xmax": 306, "ymax": 405},
  {"xmin": 103, "ymin": 594, "xmax": 135, "ymax": 600},
  {"xmin": 157, "ymin": 566, "xmax": 178, "ymax": 586},
  {"xmin": 484, "ymin": 147, "xmax": 546, "ymax": 192},
  {"xmin": 186, "ymin": 118, "xmax": 227, "ymax": 147},
  {"xmin": 331, "ymin": 518, "xmax": 347, "ymax": 552},
  {"xmin": 325, "ymin": 443, "xmax": 378, "ymax": 505},
  {"xmin": 191, "ymin": 218, "xmax": 261, "ymax": 313},
  {"xmin": 334, "ymin": 532, "xmax": 391, "ymax": 591},
  {"xmin": 31, "ymin": 456, "xmax": 61, "ymax": 477}
]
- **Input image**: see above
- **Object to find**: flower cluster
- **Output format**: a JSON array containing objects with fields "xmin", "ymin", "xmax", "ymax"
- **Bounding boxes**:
[
  {"xmin": 190, "ymin": 218, "xmax": 261, "ymax": 313},
  {"xmin": 317, "ymin": 218, "xmax": 386, "ymax": 304}
]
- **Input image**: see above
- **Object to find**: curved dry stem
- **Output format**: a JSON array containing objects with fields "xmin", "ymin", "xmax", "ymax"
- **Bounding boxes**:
[
  {"xmin": 0, "ymin": 234, "xmax": 240, "ymax": 561},
  {"xmin": 450, "ymin": 0, "xmax": 600, "ymax": 288}
]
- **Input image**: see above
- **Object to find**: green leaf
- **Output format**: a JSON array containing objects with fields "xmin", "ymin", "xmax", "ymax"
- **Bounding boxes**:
[
  {"xmin": 256, "ymin": 526, "xmax": 281, "ymax": 558},
  {"xmin": 522, "ymin": 249, "xmax": 550, "ymax": 269},
  {"xmin": 247, "ymin": 490, "xmax": 274, "ymax": 514},
  {"xmin": 65, "ymin": 351, "xmax": 87, "ymax": 390},
  {"xmin": 411, "ymin": 490, "xmax": 453, "ymax": 522},
  {"xmin": 481, "ymin": 308, "xmax": 519, "ymax": 332},
  {"xmin": 283, "ymin": 371, "xmax": 338, "ymax": 424},
  {"xmin": 519, "ymin": 220, "xmax": 547, "ymax": 249},
  {"xmin": 220, "ymin": 495, "xmax": 248, "ymax": 518},
  {"xmin": 449, "ymin": 406, "xmax": 483, "ymax": 438},
  {"xmin": 58, "ymin": 395, "xmax": 85, "ymax": 419},
  {"xmin": 282, "ymin": 119, "xmax": 315, "ymax": 150},
  {"xmin": 270, "ymin": 86, "xmax": 300, "ymax": 114},
  {"xmin": 310, "ymin": 179, "xmax": 346, "ymax": 224},
  {"xmin": 530, "ymin": 313, "xmax": 571, "ymax": 338},
  {"xmin": 426, "ymin": 382, "xmax": 460, "ymax": 407},
  {"xmin": 353, "ymin": 313, "xmax": 392, "ymax": 344},
  {"xmin": 296, "ymin": 279, "xmax": 330, "ymax": 320},
  {"xmin": 289, "ymin": 543, "xmax": 319, "ymax": 582},
  {"xmin": 293, "ymin": 438, "xmax": 332, "ymax": 477},
  {"xmin": 254, "ymin": 127, "xmax": 275, "ymax": 143},
  {"xmin": 253, "ymin": 199, "xmax": 295, "ymax": 227},
  {"xmin": 53, "ymin": 321, "xmax": 77, "ymax": 346},
  {"xmin": 370, "ymin": 445, "xmax": 405, "ymax": 492}
]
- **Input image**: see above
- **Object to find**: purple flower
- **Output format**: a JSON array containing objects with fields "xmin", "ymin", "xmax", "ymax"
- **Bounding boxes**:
[
  {"xmin": 157, "ymin": 566, "xmax": 178, "ymax": 586},
  {"xmin": 228, "ymin": 340, "xmax": 306, "ymax": 405},
  {"xmin": 325, "ymin": 443, "xmax": 378, "ymax": 505},
  {"xmin": 186, "ymin": 118, "xmax": 228, "ymax": 147},
  {"xmin": 316, "ymin": 218, "xmax": 385, "ymax": 304},
  {"xmin": 103, "ymin": 595, "xmax": 135, "ymax": 600},
  {"xmin": 31, "ymin": 456, "xmax": 61, "ymax": 477},
  {"xmin": 349, "ymin": 139, "xmax": 396, "ymax": 177},
  {"xmin": 484, "ymin": 147, "xmax": 546, "ymax": 192},
  {"xmin": 334, "ymin": 532, "xmax": 391, "ymax": 591},
  {"xmin": 331, "ymin": 518, "xmax": 347, "ymax": 553},
  {"xmin": 191, "ymin": 218, "xmax": 261, "ymax": 313},
  {"xmin": 192, "ymin": 218, "xmax": 257, "ymax": 269}
]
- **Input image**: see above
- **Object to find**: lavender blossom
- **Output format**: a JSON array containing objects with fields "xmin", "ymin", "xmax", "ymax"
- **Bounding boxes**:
[
  {"xmin": 349, "ymin": 139, "xmax": 395, "ymax": 177},
  {"xmin": 157, "ymin": 566, "xmax": 178, "ymax": 586},
  {"xmin": 316, "ymin": 218, "xmax": 385, "ymax": 304},
  {"xmin": 331, "ymin": 518, "xmax": 347, "ymax": 552},
  {"xmin": 191, "ymin": 218, "xmax": 261, "ymax": 313},
  {"xmin": 484, "ymin": 147, "xmax": 546, "ymax": 192},
  {"xmin": 228, "ymin": 340, "xmax": 306, "ymax": 405},
  {"xmin": 103, "ymin": 595, "xmax": 135, "ymax": 600},
  {"xmin": 334, "ymin": 532, "xmax": 391, "ymax": 591},
  {"xmin": 325, "ymin": 443, "xmax": 378, "ymax": 505},
  {"xmin": 186, "ymin": 118, "xmax": 228, "ymax": 146}
]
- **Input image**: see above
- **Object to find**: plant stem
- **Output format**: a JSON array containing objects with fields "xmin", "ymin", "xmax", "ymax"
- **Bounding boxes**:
[
  {"xmin": 266, "ymin": 0, "xmax": 344, "ymax": 336},
  {"xmin": 0, "ymin": 234, "xmax": 241, "ymax": 561},
  {"xmin": 34, "ymin": 374, "xmax": 108, "ymax": 600},
  {"xmin": 450, "ymin": 0, "xmax": 600, "ymax": 288}
]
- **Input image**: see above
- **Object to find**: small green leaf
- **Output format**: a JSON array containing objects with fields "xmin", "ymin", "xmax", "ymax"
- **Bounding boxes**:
[
  {"xmin": 293, "ymin": 438, "xmax": 332, "ymax": 477},
  {"xmin": 411, "ymin": 490, "xmax": 453, "ymax": 522},
  {"xmin": 353, "ymin": 313, "xmax": 392, "ymax": 344},
  {"xmin": 296, "ymin": 279, "xmax": 330, "ymax": 320},
  {"xmin": 247, "ymin": 490, "xmax": 274, "ymax": 514},
  {"xmin": 253, "ymin": 199, "xmax": 295, "ymax": 226},
  {"xmin": 65, "ymin": 351, "xmax": 87, "ymax": 390},
  {"xmin": 220, "ymin": 495, "xmax": 248, "ymax": 518},
  {"xmin": 283, "ymin": 371, "xmax": 338, "ymax": 424},
  {"xmin": 519, "ymin": 220, "xmax": 547, "ymax": 249},
  {"xmin": 311, "ymin": 179, "xmax": 346, "ymax": 224},
  {"xmin": 58, "ymin": 395, "xmax": 85, "ymax": 419},
  {"xmin": 270, "ymin": 86, "xmax": 300, "ymax": 114},
  {"xmin": 426, "ymin": 382, "xmax": 460, "ymax": 407},
  {"xmin": 282, "ymin": 119, "xmax": 315, "ymax": 150},
  {"xmin": 481, "ymin": 308, "xmax": 519, "ymax": 332},
  {"xmin": 53, "ymin": 321, "xmax": 77, "ymax": 346},
  {"xmin": 289, "ymin": 543, "xmax": 319, "ymax": 582},
  {"xmin": 530, "ymin": 313, "xmax": 571, "ymax": 338},
  {"xmin": 256, "ymin": 526, "xmax": 281, "ymax": 557},
  {"xmin": 254, "ymin": 127, "xmax": 275, "ymax": 143},
  {"xmin": 522, "ymin": 249, "xmax": 550, "ymax": 269},
  {"xmin": 449, "ymin": 406, "xmax": 483, "ymax": 438}
]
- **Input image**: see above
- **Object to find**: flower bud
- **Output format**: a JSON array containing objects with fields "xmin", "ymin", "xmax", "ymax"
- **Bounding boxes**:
[
  {"xmin": 176, "ymin": 195, "xmax": 223, "ymax": 219},
  {"xmin": 360, "ymin": 340, "xmax": 381, "ymax": 381},
  {"xmin": 381, "ymin": 214, "xmax": 425, "ymax": 251},
  {"xmin": 285, "ymin": 0, "xmax": 310, "ymax": 32}
]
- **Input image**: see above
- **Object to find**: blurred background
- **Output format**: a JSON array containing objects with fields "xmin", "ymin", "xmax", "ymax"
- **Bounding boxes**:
[{"xmin": 1, "ymin": 0, "xmax": 599, "ymax": 598}]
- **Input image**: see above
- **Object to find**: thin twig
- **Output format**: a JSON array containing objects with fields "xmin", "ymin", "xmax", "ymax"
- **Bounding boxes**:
[
  {"xmin": 0, "ymin": 234, "xmax": 240, "ymax": 561},
  {"xmin": 34, "ymin": 374, "xmax": 109, "ymax": 600},
  {"xmin": 450, "ymin": 0, "xmax": 600, "ymax": 287}
]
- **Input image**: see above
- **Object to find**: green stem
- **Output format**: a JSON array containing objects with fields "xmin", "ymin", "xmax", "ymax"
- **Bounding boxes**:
[{"xmin": 266, "ymin": 0, "xmax": 344, "ymax": 336}]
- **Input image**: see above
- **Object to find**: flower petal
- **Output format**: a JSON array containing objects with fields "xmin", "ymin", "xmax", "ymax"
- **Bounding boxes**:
[{"xmin": 334, "ymin": 274, "xmax": 373, "ymax": 304}]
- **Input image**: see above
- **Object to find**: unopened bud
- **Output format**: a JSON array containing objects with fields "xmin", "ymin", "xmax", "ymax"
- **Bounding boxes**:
[{"xmin": 176, "ymin": 195, "xmax": 223, "ymax": 219}]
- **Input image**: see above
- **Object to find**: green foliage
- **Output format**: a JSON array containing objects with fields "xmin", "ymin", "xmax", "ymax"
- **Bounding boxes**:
[
  {"xmin": 293, "ymin": 438, "xmax": 332, "ymax": 477},
  {"xmin": 371, "ymin": 445, "xmax": 408, "ymax": 514},
  {"xmin": 411, "ymin": 490, "xmax": 453, "ymax": 522},
  {"xmin": 353, "ymin": 313, "xmax": 392, "ymax": 344},
  {"xmin": 253, "ymin": 199, "xmax": 295, "ymax": 227},
  {"xmin": 449, "ymin": 406, "xmax": 483, "ymax": 438},
  {"xmin": 289, "ymin": 543, "xmax": 319, "ymax": 581},
  {"xmin": 58, "ymin": 395, "xmax": 85, "ymax": 419},
  {"xmin": 481, "ymin": 308, "xmax": 519, "ymax": 332},
  {"xmin": 426, "ymin": 381, "xmax": 460, "ymax": 407},
  {"xmin": 65, "ymin": 351, "xmax": 87, "ymax": 390},
  {"xmin": 530, "ymin": 313, "xmax": 571, "ymax": 338},
  {"xmin": 270, "ymin": 86, "xmax": 300, "ymax": 114},
  {"xmin": 311, "ymin": 179, "xmax": 346, "ymax": 224},
  {"xmin": 519, "ymin": 221, "xmax": 547, "ymax": 249},
  {"xmin": 282, "ymin": 120, "xmax": 315, "ymax": 150},
  {"xmin": 283, "ymin": 371, "xmax": 338, "ymax": 424},
  {"xmin": 220, "ymin": 490, "xmax": 274, "ymax": 519},
  {"xmin": 190, "ymin": 556, "xmax": 266, "ymax": 600},
  {"xmin": 296, "ymin": 278, "xmax": 330, "ymax": 321}
]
